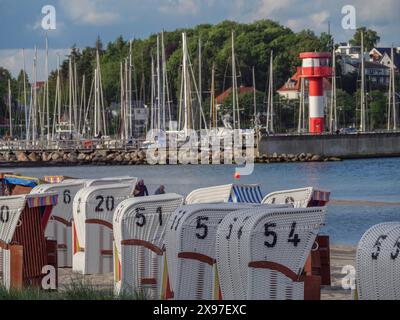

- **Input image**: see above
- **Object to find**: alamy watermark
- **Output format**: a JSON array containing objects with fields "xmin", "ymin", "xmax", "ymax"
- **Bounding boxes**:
[
  {"xmin": 145, "ymin": 129, "xmax": 255, "ymax": 177},
  {"xmin": 41, "ymin": 5, "xmax": 56, "ymax": 30}
]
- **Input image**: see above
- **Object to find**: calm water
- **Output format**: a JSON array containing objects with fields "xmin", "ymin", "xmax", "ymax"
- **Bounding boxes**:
[{"xmin": 13, "ymin": 158, "xmax": 400, "ymax": 246}]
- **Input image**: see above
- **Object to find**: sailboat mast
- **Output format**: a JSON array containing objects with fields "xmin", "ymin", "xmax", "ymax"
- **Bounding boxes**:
[
  {"xmin": 22, "ymin": 49, "xmax": 28, "ymax": 140},
  {"xmin": 129, "ymin": 39, "xmax": 133, "ymax": 138},
  {"xmin": 45, "ymin": 35, "xmax": 50, "ymax": 143},
  {"xmin": 267, "ymin": 51, "xmax": 274, "ymax": 132},
  {"xmin": 8, "ymin": 80, "xmax": 12, "ymax": 138},
  {"xmin": 32, "ymin": 47, "xmax": 38, "ymax": 144},
  {"xmin": 198, "ymin": 37, "xmax": 202, "ymax": 130},
  {"xmin": 252, "ymin": 66, "xmax": 257, "ymax": 124},
  {"xmin": 150, "ymin": 55, "xmax": 155, "ymax": 131},
  {"xmin": 360, "ymin": 32, "xmax": 366, "ymax": 132},
  {"xmin": 210, "ymin": 63, "xmax": 216, "ymax": 129},
  {"xmin": 231, "ymin": 31, "xmax": 237, "ymax": 130},
  {"xmin": 161, "ymin": 31, "xmax": 167, "ymax": 130},
  {"xmin": 156, "ymin": 34, "xmax": 161, "ymax": 131},
  {"xmin": 330, "ymin": 48, "xmax": 337, "ymax": 132},
  {"xmin": 182, "ymin": 32, "xmax": 190, "ymax": 134},
  {"xmin": 391, "ymin": 46, "xmax": 397, "ymax": 130}
]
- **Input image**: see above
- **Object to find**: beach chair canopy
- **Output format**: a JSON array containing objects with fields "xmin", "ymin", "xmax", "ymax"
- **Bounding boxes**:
[
  {"xmin": 262, "ymin": 187, "xmax": 330, "ymax": 208},
  {"xmin": 113, "ymin": 194, "xmax": 184, "ymax": 297},
  {"xmin": 85, "ymin": 176, "xmax": 138, "ymax": 187},
  {"xmin": 30, "ymin": 181, "xmax": 87, "ymax": 267},
  {"xmin": 185, "ymin": 184, "xmax": 264, "ymax": 205},
  {"xmin": 356, "ymin": 222, "xmax": 400, "ymax": 300},
  {"xmin": 216, "ymin": 206, "xmax": 326, "ymax": 300},
  {"xmin": 0, "ymin": 192, "xmax": 58, "ymax": 288}
]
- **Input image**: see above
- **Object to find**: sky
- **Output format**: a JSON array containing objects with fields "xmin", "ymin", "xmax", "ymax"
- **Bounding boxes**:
[{"xmin": 0, "ymin": 0, "xmax": 399, "ymax": 80}]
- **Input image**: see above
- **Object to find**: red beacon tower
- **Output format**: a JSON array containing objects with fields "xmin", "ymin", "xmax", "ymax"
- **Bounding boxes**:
[{"xmin": 299, "ymin": 52, "xmax": 332, "ymax": 134}]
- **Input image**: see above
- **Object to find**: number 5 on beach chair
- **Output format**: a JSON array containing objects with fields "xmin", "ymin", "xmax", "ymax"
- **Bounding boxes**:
[
  {"xmin": 165, "ymin": 203, "xmax": 256, "ymax": 300},
  {"xmin": 113, "ymin": 194, "xmax": 183, "ymax": 298},
  {"xmin": 216, "ymin": 206, "xmax": 326, "ymax": 300},
  {"xmin": 72, "ymin": 183, "xmax": 135, "ymax": 275},
  {"xmin": 356, "ymin": 222, "xmax": 400, "ymax": 300},
  {"xmin": 30, "ymin": 181, "xmax": 86, "ymax": 268}
]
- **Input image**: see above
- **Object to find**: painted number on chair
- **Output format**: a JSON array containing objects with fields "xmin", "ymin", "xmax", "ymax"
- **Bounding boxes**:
[
  {"xmin": 288, "ymin": 222, "xmax": 301, "ymax": 247},
  {"xmin": 0, "ymin": 205, "xmax": 9, "ymax": 223},
  {"xmin": 264, "ymin": 223, "xmax": 277, "ymax": 248},
  {"xmin": 263, "ymin": 221, "xmax": 302, "ymax": 249},
  {"xmin": 196, "ymin": 216, "xmax": 209, "ymax": 239},
  {"xmin": 63, "ymin": 189, "xmax": 71, "ymax": 204},
  {"xmin": 95, "ymin": 195, "xmax": 115, "ymax": 212},
  {"xmin": 135, "ymin": 207, "xmax": 146, "ymax": 227},
  {"xmin": 371, "ymin": 235, "xmax": 387, "ymax": 260}
]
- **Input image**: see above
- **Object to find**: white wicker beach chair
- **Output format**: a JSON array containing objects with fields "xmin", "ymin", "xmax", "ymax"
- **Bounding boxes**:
[
  {"xmin": 185, "ymin": 184, "xmax": 264, "ymax": 204},
  {"xmin": 113, "ymin": 194, "xmax": 183, "ymax": 298},
  {"xmin": 30, "ymin": 181, "xmax": 86, "ymax": 267},
  {"xmin": 165, "ymin": 203, "xmax": 257, "ymax": 300},
  {"xmin": 356, "ymin": 222, "xmax": 400, "ymax": 300},
  {"xmin": 216, "ymin": 206, "xmax": 326, "ymax": 300},
  {"xmin": 72, "ymin": 183, "xmax": 135, "ymax": 275},
  {"xmin": 0, "ymin": 195, "xmax": 26, "ymax": 288},
  {"xmin": 0, "ymin": 193, "xmax": 58, "ymax": 289},
  {"xmin": 262, "ymin": 187, "xmax": 330, "ymax": 208}
]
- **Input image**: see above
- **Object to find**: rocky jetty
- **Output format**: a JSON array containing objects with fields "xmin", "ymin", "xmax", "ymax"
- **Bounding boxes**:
[{"xmin": 0, "ymin": 149, "xmax": 342, "ymax": 167}]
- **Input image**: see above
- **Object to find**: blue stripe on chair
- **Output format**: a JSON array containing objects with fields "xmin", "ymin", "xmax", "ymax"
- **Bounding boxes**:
[
  {"xmin": 232, "ymin": 186, "xmax": 241, "ymax": 203},
  {"xmin": 245, "ymin": 187, "xmax": 253, "ymax": 203},
  {"xmin": 249, "ymin": 188, "xmax": 257, "ymax": 203}
]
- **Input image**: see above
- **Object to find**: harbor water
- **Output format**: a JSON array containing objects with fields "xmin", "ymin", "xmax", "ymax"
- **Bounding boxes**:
[{"xmin": 12, "ymin": 157, "xmax": 400, "ymax": 246}]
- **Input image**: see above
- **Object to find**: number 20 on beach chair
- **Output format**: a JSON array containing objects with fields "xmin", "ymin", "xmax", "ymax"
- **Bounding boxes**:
[
  {"xmin": 113, "ymin": 194, "xmax": 183, "ymax": 298},
  {"xmin": 72, "ymin": 183, "xmax": 135, "ymax": 275}
]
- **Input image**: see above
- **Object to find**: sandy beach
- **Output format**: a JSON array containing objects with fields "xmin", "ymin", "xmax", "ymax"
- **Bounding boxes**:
[{"xmin": 57, "ymin": 245, "xmax": 356, "ymax": 300}]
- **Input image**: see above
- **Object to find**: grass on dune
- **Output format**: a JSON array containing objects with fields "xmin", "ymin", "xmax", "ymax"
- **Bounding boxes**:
[{"xmin": 0, "ymin": 276, "xmax": 147, "ymax": 300}]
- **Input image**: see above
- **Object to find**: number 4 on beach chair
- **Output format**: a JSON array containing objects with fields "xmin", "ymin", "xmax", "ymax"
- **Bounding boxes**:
[{"xmin": 113, "ymin": 194, "xmax": 183, "ymax": 298}]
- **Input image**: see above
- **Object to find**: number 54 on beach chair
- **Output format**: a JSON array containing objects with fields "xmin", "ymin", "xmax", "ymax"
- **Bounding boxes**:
[{"xmin": 216, "ymin": 206, "xmax": 327, "ymax": 300}]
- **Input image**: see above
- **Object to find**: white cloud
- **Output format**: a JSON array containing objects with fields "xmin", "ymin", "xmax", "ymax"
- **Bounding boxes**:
[
  {"xmin": 158, "ymin": 0, "xmax": 199, "ymax": 15},
  {"xmin": 60, "ymin": 0, "xmax": 120, "ymax": 26}
]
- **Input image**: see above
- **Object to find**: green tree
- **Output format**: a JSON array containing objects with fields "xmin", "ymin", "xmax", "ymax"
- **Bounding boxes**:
[{"xmin": 350, "ymin": 27, "xmax": 380, "ymax": 51}]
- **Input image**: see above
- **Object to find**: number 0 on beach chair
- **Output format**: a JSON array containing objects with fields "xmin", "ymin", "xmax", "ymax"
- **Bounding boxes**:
[
  {"xmin": 216, "ymin": 206, "xmax": 326, "ymax": 300},
  {"xmin": 185, "ymin": 184, "xmax": 263, "ymax": 204},
  {"xmin": 72, "ymin": 183, "xmax": 135, "ymax": 275},
  {"xmin": 356, "ymin": 222, "xmax": 400, "ymax": 300},
  {"xmin": 30, "ymin": 181, "xmax": 86, "ymax": 267},
  {"xmin": 113, "ymin": 194, "xmax": 183, "ymax": 298}
]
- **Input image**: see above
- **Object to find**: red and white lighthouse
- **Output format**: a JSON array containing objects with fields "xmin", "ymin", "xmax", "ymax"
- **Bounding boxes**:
[{"xmin": 299, "ymin": 52, "xmax": 332, "ymax": 134}]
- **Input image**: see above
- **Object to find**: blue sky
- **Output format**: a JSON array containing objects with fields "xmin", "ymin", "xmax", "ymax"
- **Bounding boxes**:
[{"xmin": 1, "ymin": 0, "xmax": 399, "ymax": 79}]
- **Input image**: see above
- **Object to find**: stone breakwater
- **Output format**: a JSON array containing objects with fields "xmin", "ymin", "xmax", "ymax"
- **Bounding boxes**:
[{"xmin": 0, "ymin": 150, "xmax": 342, "ymax": 167}]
